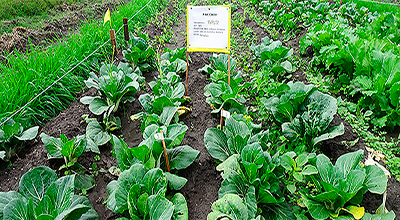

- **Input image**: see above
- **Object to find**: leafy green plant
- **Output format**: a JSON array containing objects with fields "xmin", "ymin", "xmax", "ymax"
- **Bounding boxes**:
[
  {"xmin": 300, "ymin": 18, "xmax": 400, "ymax": 129},
  {"xmin": 198, "ymin": 54, "xmax": 239, "ymax": 76},
  {"xmin": 279, "ymin": 151, "xmax": 318, "ymax": 194},
  {"xmin": 111, "ymin": 132, "xmax": 199, "ymax": 181},
  {"xmin": 261, "ymin": 81, "xmax": 344, "ymax": 152},
  {"xmin": 123, "ymin": 35, "xmax": 156, "ymax": 72},
  {"xmin": 204, "ymin": 114, "xmax": 268, "ymax": 162},
  {"xmin": 132, "ymin": 105, "xmax": 187, "ymax": 132},
  {"xmin": 40, "ymin": 133, "xmax": 96, "ymax": 190},
  {"xmin": 251, "ymin": 37, "xmax": 294, "ymax": 80},
  {"xmin": 80, "ymin": 62, "xmax": 141, "ymax": 131},
  {"xmin": 138, "ymin": 48, "xmax": 190, "ymax": 116},
  {"xmin": 300, "ymin": 150, "xmax": 392, "ymax": 220},
  {"xmin": 0, "ymin": 166, "xmax": 98, "ymax": 219},
  {"xmin": 211, "ymin": 143, "xmax": 294, "ymax": 220},
  {"xmin": 0, "ymin": 119, "xmax": 38, "ymax": 161},
  {"xmin": 106, "ymin": 164, "xmax": 188, "ymax": 220}
]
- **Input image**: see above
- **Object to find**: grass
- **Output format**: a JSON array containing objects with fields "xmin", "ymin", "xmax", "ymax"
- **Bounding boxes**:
[
  {"xmin": 0, "ymin": 0, "xmax": 170, "ymax": 127},
  {"xmin": 0, "ymin": 0, "xmax": 78, "ymax": 20},
  {"xmin": 344, "ymin": 0, "xmax": 400, "ymax": 13}
]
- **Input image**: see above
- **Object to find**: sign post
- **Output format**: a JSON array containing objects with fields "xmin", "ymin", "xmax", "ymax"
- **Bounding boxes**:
[{"xmin": 186, "ymin": 5, "xmax": 231, "ymax": 94}]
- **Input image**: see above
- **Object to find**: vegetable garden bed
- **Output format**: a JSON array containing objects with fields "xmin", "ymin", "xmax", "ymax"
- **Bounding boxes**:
[{"xmin": 0, "ymin": 0, "xmax": 399, "ymax": 219}]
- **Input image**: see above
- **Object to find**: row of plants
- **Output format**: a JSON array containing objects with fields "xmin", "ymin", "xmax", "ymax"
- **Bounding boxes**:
[
  {"xmin": 199, "ymin": 39, "xmax": 395, "ymax": 219},
  {"xmin": 242, "ymin": 0, "xmax": 400, "ymax": 182},
  {"xmin": 0, "ymin": 0, "xmax": 170, "ymax": 133},
  {"xmin": 300, "ymin": 12, "xmax": 400, "ymax": 130},
  {"xmin": 104, "ymin": 39, "xmax": 200, "ymax": 219},
  {"xmin": 0, "ymin": 0, "xmax": 173, "ymax": 166},
  {"xmin": 0, "ymin": 17, "xmax": 198, "ymax": 219}
]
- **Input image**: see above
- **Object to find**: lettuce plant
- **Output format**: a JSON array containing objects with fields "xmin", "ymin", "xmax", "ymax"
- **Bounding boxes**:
[
  {"xmin": 81, "ymin": 62, "xmax": 141, "ymax": 131},
  {"xmin": 106, "ymin": 164, "xmax": 188, "ymax": 220},
  {"xmin": 301, "ymin": 150, "xmax": 391, "ymax": 220},
  {"xmin": 204, "ymin": 114, "xmax": 268, "ymax": 162},
  {"xmin": 123, "ymin": 34, "xmax": 156, "ymax": 72},
  {"xmin": 0, "ymin": 119, "xmax": 38, "ymax": 161},
  {"xmin": 261, "ymin": 82, "xmax": 344, "ymax": 152},
  {"xmin": 0, "ymin": 166, "xmax": 98, "ymax": 219}
]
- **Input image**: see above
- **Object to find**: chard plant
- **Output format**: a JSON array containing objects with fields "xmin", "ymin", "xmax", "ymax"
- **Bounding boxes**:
[
  {"xmin": 81, "ymin": 62, "xmax": 141, "ymax": 131},
  {"xmin": 0, "ymin": 166, "xmax": 98, "ymax": 219},
  {"xmin": 40, "ymin": 133, "xmax": 97, "ymax": 190},
  {"xmin": 106, "ymin": 164, "xmax": 188, "ymax": 220},
  {"xmin": 123, "ymin": 34, "xmax": 156, "ymax": 72},
  {"xmin": 0, "ymin": 119, "xmax": 38, "ymax": 161},
  {"xmin": 261, "ymin": 81, "xmax": 344, "ymax": 153},
  {"xmin": 300, "ymin": 150, "xmax": 395, "ymax": 220}
]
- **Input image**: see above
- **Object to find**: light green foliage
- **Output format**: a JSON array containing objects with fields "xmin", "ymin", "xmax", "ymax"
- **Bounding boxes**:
[
  {"xmin": 0, "ymin": 119, "xmax": 38, "ymax": 161},
  {"xmin": 300, "ymin": 13, "xmax": 400, "ymax": 129},
  {"xmin": 0, "ymin": 166, "xmax": 98, "ymax": 219},
  {"xmin": 111, "ymin": 134, "xmax": 199, "ymax": 180},
  {"xmin": 279, "ymin": 152, "xmax": 317, "ymax": 194},
  {"xmin": 106, "ymin": 164, "xmax": 188, "ymax": 220},
  {"xmin": 211, "ymin": 144, "xmax": 294, "ymax": 219},
  {"xmin": 81, "ymin": 62, "xmax": 140, "ymax": 122},
  {"xmin": 301, "ymin": 150, "xmax": 389, "ymax": 220},
  {"xmin": 137, "ymin": 48, "xmax": 189, "ymax": 119}
]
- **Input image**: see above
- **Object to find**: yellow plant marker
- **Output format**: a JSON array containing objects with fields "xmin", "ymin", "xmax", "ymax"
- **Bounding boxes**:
[{"xmin": 104, "ymin": 8, "xmax": 111, "ymax": 28}]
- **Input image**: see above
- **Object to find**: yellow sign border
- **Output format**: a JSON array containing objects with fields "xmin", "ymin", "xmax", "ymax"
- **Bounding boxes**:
[{"xmin": 186, "ymin": 4, "xmax": 231, "ymax": 54}]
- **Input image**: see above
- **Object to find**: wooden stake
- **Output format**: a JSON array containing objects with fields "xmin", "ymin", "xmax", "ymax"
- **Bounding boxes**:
[
  {"xmin": 109, "ymin": 29, "xmax": 118, "ymax": 56},
  {"xmin": 220, "ymin": 108, "xmax": 224, "ymax": 129},
  {"xmin": 123, "ymin": 18, "xmax": 129, "ymax": 42},
  {"xmin": 228, "ymin": 53, "xmax": 231, "ymax": 86},
  {"xmin": 185, "ymin": 51, "xmax": 189, "ymax": 96},
  {"xmin": 160, "ymin": 130, "xmax": 170, "ymax": 172}
]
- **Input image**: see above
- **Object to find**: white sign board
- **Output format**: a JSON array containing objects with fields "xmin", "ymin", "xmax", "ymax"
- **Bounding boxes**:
[{"xmin": 187, "ymin": 5, "xmax": 231, "ymax": 53}]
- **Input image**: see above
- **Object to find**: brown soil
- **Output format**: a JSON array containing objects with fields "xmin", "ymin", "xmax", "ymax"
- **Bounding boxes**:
[{"xmin": 0, "ymin": 0, "xmax": 125, "ymax": 54}]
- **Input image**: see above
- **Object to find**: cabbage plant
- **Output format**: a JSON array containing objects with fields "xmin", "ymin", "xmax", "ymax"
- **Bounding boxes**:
[
  {"xmin": 0, "ymin": 166, "xmax": 98, "ymax": 219},
  {"xmin": 123, "ymin": 35, "xmax": 156, "ymax": 72},
  {"xmin": 81, "ymin": 62, "xmax": 141, "ymax": 131},
  {"xmin": 204, "ymin": 114, "xmax": 268, "ymax": 162},
  {"xmin": 0, "ymin": 119, "xmax": 38, "ymax": 161},
  {"xmin": 40, "ymin": 133, "xmax": 96, "ymax": 190},
  {"xmin": 261, "ymin": 81, "xmax": 344, "ymax": 152},
  {"xmin": 106, "ymin": 164, "xmax": 188, "ymax": 220},
  {"xmin": 301, "ymin": 150, "xmax": 393, "ymax": 220}
]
